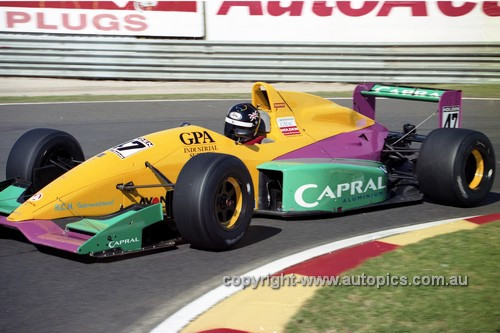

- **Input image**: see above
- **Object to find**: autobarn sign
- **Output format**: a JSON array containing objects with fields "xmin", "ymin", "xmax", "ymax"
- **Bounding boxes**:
[
  {"xmin": 214, "ymin": 1, "xmax": 499, "ymax": 17},
  {"xmin": 0, "ymin": 1, "xmax": 205, "ymax": 37},
  {"xmin": 205, "ymin": 1, "xmax": 500, "ymax": 42}
]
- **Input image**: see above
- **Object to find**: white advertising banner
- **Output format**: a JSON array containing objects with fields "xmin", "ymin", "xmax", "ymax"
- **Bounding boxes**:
[
  {"xmin": 205, "ymin": 1, "xmax": 500, "ymax": 42},
  {"xmin": 0, "ymin": 1, "xmax": 205, "ymax": 37}
]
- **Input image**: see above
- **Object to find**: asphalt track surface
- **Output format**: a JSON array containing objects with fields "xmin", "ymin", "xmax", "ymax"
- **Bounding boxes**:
[{"xmin": 0, "ymin": 98, "xmax": 498, "ymax": 333}]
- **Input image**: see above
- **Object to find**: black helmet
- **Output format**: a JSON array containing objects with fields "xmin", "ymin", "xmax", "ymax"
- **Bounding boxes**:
[{"xmin": 224, "ymin": 103, "xmax": 261, "ymax": 142}]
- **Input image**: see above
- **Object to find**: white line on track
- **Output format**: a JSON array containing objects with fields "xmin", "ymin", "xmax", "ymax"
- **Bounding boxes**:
[{"xmin": 150, "ymin": 215, "xmax": 475, "ymax": 333}]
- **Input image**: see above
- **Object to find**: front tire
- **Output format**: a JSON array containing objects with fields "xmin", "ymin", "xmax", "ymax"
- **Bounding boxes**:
[
  {"xmin": 173, "ymin": 153, "xmax": 254, "ymax": 250},
  {"xmin": 417, "ymin": 128, "xmax": 495, "ymax": 207},
  {"xmin": 6, "ymin": 128, "xmax": 84, "ymax": 192}
]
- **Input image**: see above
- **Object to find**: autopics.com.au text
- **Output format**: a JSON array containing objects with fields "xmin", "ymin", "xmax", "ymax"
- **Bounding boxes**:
[{"xmin": 222, "ymin": 273, "xmax": 469, "ymax": 290}]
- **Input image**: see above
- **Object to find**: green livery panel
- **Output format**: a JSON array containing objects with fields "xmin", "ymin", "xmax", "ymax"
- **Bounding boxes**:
[
  {"xmin": 361, "ymin": 84, "xmax": 446, "ymax": 102},
  {"xmin": 258, "ymin": 159, "xmax": 388, "ymax": 213},
  {"xmin": 0, "ymin": 181, "xmax": 29, "ymax": 215},
  {"xmin": 70, "ymin": 204, "xmax": 164, "ymax": 254}
]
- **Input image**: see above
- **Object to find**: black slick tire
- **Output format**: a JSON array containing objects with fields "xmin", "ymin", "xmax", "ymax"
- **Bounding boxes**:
[
  {"xmin": 6, "ymin": 128, "xmax": 84, "ymax": 191},
  {"xmin": 417, "ymin": 128, "xmax": 495, "ymax": 207},
  {"xmin": 173, "ymin": 153, "xmax": 254, "ymax": 250}
]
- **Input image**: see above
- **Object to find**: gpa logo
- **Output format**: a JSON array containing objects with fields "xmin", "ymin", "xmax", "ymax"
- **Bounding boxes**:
[{"xmin": 179, "ymin": 131, "xmax": 216, "ymax": 145}]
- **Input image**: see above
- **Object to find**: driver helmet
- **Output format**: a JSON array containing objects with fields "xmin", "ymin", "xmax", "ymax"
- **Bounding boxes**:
[{"xmin": 224, "ymin": 103, "xmax": 261, "ymax": 142}]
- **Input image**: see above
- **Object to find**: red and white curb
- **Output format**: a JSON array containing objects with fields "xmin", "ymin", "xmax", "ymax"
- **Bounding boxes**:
[{"xmin": 151, "ymin": 213, "xmax": 499, "ymax": 333}]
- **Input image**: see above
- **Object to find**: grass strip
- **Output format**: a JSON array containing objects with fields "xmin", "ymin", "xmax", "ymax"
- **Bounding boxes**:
[
  {"xmin": 0, "ymin": 84, "xmax": 499, "ymax": 104},
  {"xmin": 0, "ymin": 93, "xmax": 252, "ymax": 104},
  {"xmin": 286, "ymin": 221, "xmax": 500, "ymax": 333}
]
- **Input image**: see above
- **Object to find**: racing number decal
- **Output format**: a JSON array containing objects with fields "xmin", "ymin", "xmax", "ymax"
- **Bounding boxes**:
[
  {"xmin": 441, "ymin": 106, "xmax": 460, "ymax": 128},
  {"xmin": 110, "ymin": 137, "xmax": 154, "ymax": 159}
]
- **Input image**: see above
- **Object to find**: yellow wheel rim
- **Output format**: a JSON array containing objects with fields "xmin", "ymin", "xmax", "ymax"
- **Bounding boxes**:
[
  {"xmin": 467, "ymin": 149, "xmax": 484, "ymax": 190},
  {"xmin": 215, "ymin": 176, "xmax": 243, "ymax": 230}
]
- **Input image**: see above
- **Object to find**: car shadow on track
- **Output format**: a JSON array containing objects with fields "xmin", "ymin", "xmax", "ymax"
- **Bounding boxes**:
[
  {"xmin": 33, "ymin": 242, "xmax": 181, "ymax": 264},
  {"xmin": 231, "ymin": 225, "xmax": 282, "ymax": 250},
  {"xmin": 0, "ymin": 226, "xmax": 30, "ymax": 243},
  {"xmin": 31, "ymin": 225, "xmax": 283, "ymax": 261},
  {"xmin": 474, "ymin": 191, "xmax": 500, "ymax": 206},
  {"xmin": 186, "ymin": 225, "xmax": 282, "ymax": 252},
  {"xmin": 254, "ymin": 191, "xmax": 499, "ymax": 223}
]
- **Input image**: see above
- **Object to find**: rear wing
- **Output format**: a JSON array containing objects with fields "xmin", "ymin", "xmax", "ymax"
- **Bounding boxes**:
[{"xmin": 353, "ymin": 83, "xmax": 462, "ymax": 128}]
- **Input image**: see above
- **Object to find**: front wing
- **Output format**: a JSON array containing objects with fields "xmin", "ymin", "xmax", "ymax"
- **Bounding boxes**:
[{"xmin": 0, "ymin": 203, "xmax": 174, "ymax": 257}]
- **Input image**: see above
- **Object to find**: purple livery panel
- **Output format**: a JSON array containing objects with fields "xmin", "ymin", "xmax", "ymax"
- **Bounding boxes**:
[
  {"xmin": 276, "ymin": 123, "xmax": 388, "ymax": 161},
  {"xmin": 0, "ymin": 216, "xmax": 90, "ymax": 253}
]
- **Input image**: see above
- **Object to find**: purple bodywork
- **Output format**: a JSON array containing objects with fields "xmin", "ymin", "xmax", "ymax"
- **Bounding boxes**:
[
  {"xmin": 277, "ymin": 84, "xmax": 388, "ymax": 161},
  {"xmin": 277, "ymin": 124, "xmax": 388, "ymax": 161},
  {"xmin": 0, "ymin": 216, "xmax": 90, "ymax": 253}
]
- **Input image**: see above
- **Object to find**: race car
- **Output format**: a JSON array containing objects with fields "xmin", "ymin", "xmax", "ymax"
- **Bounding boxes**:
[{"xmin": 0, "ymin": 82, "xmax": 495, "ymax": 257}]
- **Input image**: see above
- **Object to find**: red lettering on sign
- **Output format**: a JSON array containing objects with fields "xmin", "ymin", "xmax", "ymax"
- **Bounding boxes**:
[
  {"xmin": 216, "ymin": 1, "xmax": 498, "ymax": 17},
  {"xmin": 124, "ymin": 14, "xmax": 147, "ymax": 31},
  {"xmin": 62, "ymin": 13, "xmax": 86, "ymax": 30},
  {"xmin": 338, "ymin": 1, "xmax": 378, "ymax": 17},
  {"xmin": 437, "ymin": 1, "xmax": 476, "ymax": 17},
  {"xmin": 93, "ymin": 14, "xmax": 119, "ymax": 31},
  {"xmin": 6, "ymin": 11, "xmax": 30, "ymax": 27},
  {"xmin": 483, "ymin": 1, "xmax": 500, "ymax": 16},
  {"xmin": 37, "ymin": 12, "xmax": 57, "ymax": 29},
  {"xmin": 217, "ymin": 1, "xmax": 263, "ymax": 15},
  {"xmin": 268, "ymin": 1, "xmax": 303, "ymax": 16},
  {"xmin": 0, "ymin": 1, "xmax": 198, "ymax": 12},
  {"xmin": 377, "ymin": 1, "xmax": 427, "ymax": 17},
  {"xmin": 312, "ymin": 1, "xmax": 332, "ymax": 16},
  {"xmin": 5, "ymin": 11, "xmax": 149, "ymax": 32}
]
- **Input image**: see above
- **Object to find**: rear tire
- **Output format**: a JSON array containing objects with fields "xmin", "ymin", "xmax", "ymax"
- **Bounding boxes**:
[
  {"xmin": 417, "ymin": 128, "xmax": 495, "ymax": 207},
  {"xmin": 6, "ymin": 128, "xmax": 84, "ymax": 192},
  {"xmin": 173, "ymin": 153, "xmax": 254, "ymax": 250}
]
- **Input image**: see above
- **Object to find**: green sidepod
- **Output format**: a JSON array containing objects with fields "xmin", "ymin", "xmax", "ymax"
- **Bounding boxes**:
[{"xmin": 258, "ymin": 159, "xmax": 388, "ymax": 213}]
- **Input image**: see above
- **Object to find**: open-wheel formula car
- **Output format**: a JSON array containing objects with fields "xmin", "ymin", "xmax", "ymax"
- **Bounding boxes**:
[{"xmin": 0, "ymin": 82, "xmax": 495, "ymax": 257}]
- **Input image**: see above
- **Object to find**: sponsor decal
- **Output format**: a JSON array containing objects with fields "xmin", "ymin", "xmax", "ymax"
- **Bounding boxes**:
[
  {"xmin": 183, "ymin": 145, "xmax": 218, "ymax": 155},
  {"xmin": 140, "ymin": 196, "xmax": 166, "ymax": 205},
  {"xmin": 441, "ymin": 105, "xmax": 460, "ymax": 128},
  {"xmin": 54, "ymin": 200, "xmax": 115, "ymax": 211},
  {"xmin": 274, "ymin": 102, "xmax": 286, "ymax": 109},
  {"xmin": 108, "ymin": 237, "xmax": 140, "ymax": 248},
  {"xmin": 0, "ymin": 1, "xmax": 202, "ymax": 37},
  {"xmin": 294, "ymin": 176, "xmax": 386, "ymax": 208},
  {"xmin": 0, "ymin": 2, "xmax": 198, "ymax": 12},
  {"xmin": 55, "ymin": 203, "xmax": 73, "ymax": 211},
  {"xmin": 179, "ymin": 131, "xmax": 215, "ymax": 145},
  {"xmin": 372, "ymin": 85, "xmax": 442, "ymax": 99},
  {"xmin": 76, "ymin": 200, "xmax": 115, "ymax": 209},
  {"xmin": 110, "ymin": 137, "xmax": 153, "ymax": 159},
  {"xmin": 229, "ymin": 111, "xmax": 242, "ymax": 120},
  {"xmin": 208, "ymin": 1, "xmax": 499, "ymax": 43},
  {"xmin": 29, "ymin": 192, "xmax": 43, "ymax": 202},
  {"xmin": 180, "ymin": 131, "xmax": 217, "ymax": 157},
  {"xmin": 277, "ymin": 116, "xmax": 300, "ymax": 136},
  {"xmin": 215, "ymin": 1, "xmax": 498, "ymax": 18}
]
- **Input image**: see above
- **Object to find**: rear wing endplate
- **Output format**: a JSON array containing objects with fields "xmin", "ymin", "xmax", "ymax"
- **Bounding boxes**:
[{"xmin": 353, "ymin": 83, "xmax": 462, "ymax": 128}]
